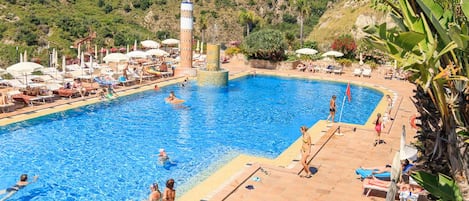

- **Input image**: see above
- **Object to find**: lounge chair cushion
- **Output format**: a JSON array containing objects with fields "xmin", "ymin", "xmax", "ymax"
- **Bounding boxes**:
[{"xmin": 355, "ymin": 168, "xmax": 391, "ymax": 180}]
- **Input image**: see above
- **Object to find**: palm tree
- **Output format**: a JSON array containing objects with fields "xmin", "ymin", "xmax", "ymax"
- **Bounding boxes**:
[
  {"xmin": 289, "ymin": 0, "xmax": 312, "ymax": 47},
  {"xmin": 365, "ymin": 0, "xmax": 469, "ymax": 200},
  {"xmin": 238, "ymin": 10, "xmax": 260, "ymax": 36},
  {"xmin": 199, "ymin": 13, "xmax": 208, "ymax": 44}
]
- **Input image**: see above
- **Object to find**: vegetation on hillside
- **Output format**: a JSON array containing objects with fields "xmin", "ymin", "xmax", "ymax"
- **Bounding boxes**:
[{"xmin": 0, "ymin": 0, "xmax": 329, "ymax": 68}]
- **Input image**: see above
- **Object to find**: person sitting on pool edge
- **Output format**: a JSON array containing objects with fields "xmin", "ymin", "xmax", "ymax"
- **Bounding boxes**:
[
  {"xmin": 163, "ymin": 179, "xmax": 176, "ymax": 201},
  {"xmin": 0, "ymin": 174, "xmax": 38, "ymax": 201},
  {"xmin": 148, "ymin": 182, "xmax": 161, "ymax": 201}
]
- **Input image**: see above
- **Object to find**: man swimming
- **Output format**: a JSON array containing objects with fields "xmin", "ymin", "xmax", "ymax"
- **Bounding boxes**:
[
  {"xmin": 158, "ymin": 148, "xmax": 170, "ymax": 165},
  {"xmin": 0, "ymin": 174, "xmax": 38, "ymax": 201}
]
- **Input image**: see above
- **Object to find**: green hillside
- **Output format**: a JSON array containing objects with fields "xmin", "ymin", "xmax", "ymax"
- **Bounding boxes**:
[
  {"xmin": 0, "ymin": 0, "xmax": 330, "ymax": 68},
  {"xmin": 308, "ymin": 0, "xmax": 388, "ymax": 51}
]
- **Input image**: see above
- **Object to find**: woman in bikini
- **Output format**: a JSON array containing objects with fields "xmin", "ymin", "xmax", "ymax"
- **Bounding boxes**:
[
  {"xmin": 300, "ymin": 126, "xmax": 312, "ymax": 178},
  {"xmin": 374, "ymin": 113, "xmax": 384, "ymax": 146},
  {"xmin": 162, "ymin": 178, "xmax": 176, "ymax": 201}
]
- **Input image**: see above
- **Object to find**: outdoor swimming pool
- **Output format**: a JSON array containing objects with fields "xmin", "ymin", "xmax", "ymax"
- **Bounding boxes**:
[{"xmin": 0, "ymin": 75, "xmax": 382, "ymax": 200}]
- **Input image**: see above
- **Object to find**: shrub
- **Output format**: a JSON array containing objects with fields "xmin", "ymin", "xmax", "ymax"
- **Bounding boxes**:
[
  {"xmin": 366, "ymin": 61, "xmax": 378, "ymax": 69},
  {"xmin": 225, "ymin": 47, "xmax": 240, "ymax": 57},
  {"xmin": 283, "ymin": 13, "xmax": 297, "ymax": 24},
  {"xmin": 331, "ymin": 34, "xmax": 356, "ymax": 59},
  {"xmin": 1, "ymin": 73, "xmax": 14, "ymax": 80},
  {"xmin": 336, "ymin": 58, "xmax": 352, "ymax": 67},
  {"xmin": 241, "ymin": 29, "xmax": 287, "ymax": 61}
]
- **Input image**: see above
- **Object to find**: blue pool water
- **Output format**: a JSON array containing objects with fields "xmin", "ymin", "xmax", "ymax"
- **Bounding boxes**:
[{"xmin": 0, "ymin": 75, "xmax": 382, "ymax": 200}]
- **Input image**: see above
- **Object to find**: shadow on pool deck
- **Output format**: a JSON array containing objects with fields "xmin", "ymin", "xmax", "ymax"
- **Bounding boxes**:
[{"xmin": 179, "ymin": 62, "xmax": 418, "ymax": 201}]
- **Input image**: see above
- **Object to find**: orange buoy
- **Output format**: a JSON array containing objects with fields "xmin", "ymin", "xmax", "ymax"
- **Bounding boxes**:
[{"xmin": 410, "ymin": 114, "xmax": 419, "ymax": 130}]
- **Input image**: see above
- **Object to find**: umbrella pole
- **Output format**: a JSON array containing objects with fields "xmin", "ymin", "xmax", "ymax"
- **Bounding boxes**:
[{"xmin": 336, "ymin": 95, "xmax": 347, "ymax": 136}]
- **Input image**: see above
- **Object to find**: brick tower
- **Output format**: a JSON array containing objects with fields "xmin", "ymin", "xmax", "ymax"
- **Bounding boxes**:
[{"xmin": 177, "ymin": 0, "xmax": 194, "ymax": 76}]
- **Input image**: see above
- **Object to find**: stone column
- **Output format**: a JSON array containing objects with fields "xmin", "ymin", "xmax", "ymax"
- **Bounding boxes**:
[
  {"xmin": 176, "ymin": 0, "xmax": 194, "ymax": 77},
  {"xmin": 206, "ymin": 44, "xmax": 220, "ymax": 71},
  {"xmin": 197, "ymin": 43, "xmax": 228, "ymax": 86}
]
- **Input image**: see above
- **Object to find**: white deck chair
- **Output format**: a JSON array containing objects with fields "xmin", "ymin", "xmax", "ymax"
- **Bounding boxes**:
[
  {"xmin": 362, "ymin": 68, "xmax": 372, "ymax": 78},
  {"xmin": 324, "ymin": 65, "xmax": 334, "ymax": 73},
  {"xmin": 353, "ymin": 68, "xmax": 362, "ymax": 77},
  {"xmin": 333, "ymin": 66, "xmax": 343, "ymax": 75}
]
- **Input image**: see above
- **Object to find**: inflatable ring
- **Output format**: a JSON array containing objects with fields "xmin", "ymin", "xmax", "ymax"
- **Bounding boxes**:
[{"xmin": 409, "ymin": 114, "xmax": 419, "ymax": 130}]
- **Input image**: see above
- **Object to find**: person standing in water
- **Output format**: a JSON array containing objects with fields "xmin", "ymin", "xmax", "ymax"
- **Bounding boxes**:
[{"xmin": 326, "ymin": 95, "xmax": 337, "ymax": 123}]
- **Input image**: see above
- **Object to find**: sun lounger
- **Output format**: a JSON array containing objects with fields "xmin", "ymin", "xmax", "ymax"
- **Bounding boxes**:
[
  {"xmin": 12, "ymin": 94, "xmax": 43, "ymax": 106},
  {"xmin": 362, "ymin": 177, "xmax": 391, "ymax": 197},
  {"xmin": 297, "ymin": 64, "xmax": 307, "ymax": 72},
  {"xmin": 57, "ymin": 88, "xmax": 81, "ymax": 99},
  {"xmin": 313, "ymin": 65, "xmax": 322, "ymax": 73},
  {"xmin": 0, "ymin": 90, "xmax": 15, "ymax": 112},
  {"xmin": 384, "ymin": 70, "xmax": 394, "ymax": 80},
  {"xmin": 355, "ymin": 168, "xmax": 391, "ymax": 181},
  {"xmin": 94, "ymin": 77, "xmax": 117, "ymax": 87},
  {"xmin": 362, "ymin": 68, "xmax": 372, "ymax": 78},
  {"xmin": 362, "ymin": 178, "xmax": 425, "ymax": 200},
  {"xmin": 118, "ymin": 76, "xmax": 137, "ymax": 87},
  {"xmin": 324, "ymin": 65, "xmax": 334, "ymax": 73},
  {"xmin": 0, "ymin": 102, "xmax": 15, "ymax": 113},
  {"xmin": 333, "ymin": 66, "xmax": 343, "ymax": 75},
  {"xmin": 353, "ymin": 68, "xmax": 362, "ymax": 77}
]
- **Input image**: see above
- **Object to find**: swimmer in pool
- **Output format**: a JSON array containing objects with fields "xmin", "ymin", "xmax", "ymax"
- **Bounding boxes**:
[
  {"xmin": 165, "ymin": 91, "xmax": 184, "ymax": 104},
  {"xmin": 0, "ymin": 174, "xmax": 38, "ymax": 201},
  {"xmin": 158, "ymin": 148, "xmax": 170, "ymax": 165}
]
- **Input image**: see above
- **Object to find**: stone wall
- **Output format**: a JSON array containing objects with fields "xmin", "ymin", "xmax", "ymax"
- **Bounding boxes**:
[
  {"xmin": 197, "ymin": 69, "xmax": 229, "ymax": 86},
  {"xmin": 249, "ymin": 59, "xmax": 300, "ymax": 70}
]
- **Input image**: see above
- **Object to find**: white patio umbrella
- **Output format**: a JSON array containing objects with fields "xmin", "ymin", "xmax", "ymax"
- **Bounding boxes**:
[
  {"xmin": 400, "ymin": 126, "xmax": 418, "ymax": 161},
  {"xmin": 162, "ymin": 38, "xmax": 180, "ymax": 45},
  {"xmin": 80, "ymin": 52, "xmax": 85, "ymax": 76},
  {"xmin": 200, "ymin": 42, "xmax": 204, "ymax": 54},
  {"xmin": 6, "ymin": 62, "xmax": 45, "ymax": 75},
  {"xmin": 146, "ymin": 49, "xmax": 169, "ymax": 57},
  {"xmin": 24, "ymin": 50, "xmax": 28, "ymax": 62},
  {"xmin": 359, "ymin": 53, "xmax": 364, "ymax": 66},
  {"xmin": 386, "ymin": 152, "xmax": 401, "ymax": 201},
  {"xmin": 322, "ymin": 50, "xmax": 344, "ymax": 57},
  {"xmin": 103, "ymin": 53, "xmax": 129, "ymax": 63},
  {"xmin": 295, "ymin": 48, "xmax": 318, "ymax": 55},
  {"xmin": 126, "ymin": 50, "xmax": 149, "ymax": 58},
  {"xmin": 141, "ymin": 40, "xmax": 160, "ymax": 49}
]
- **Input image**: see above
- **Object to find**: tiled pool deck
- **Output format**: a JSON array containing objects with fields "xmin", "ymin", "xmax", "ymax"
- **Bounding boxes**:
[{"xmin": 0, "ymin": 60, "xmax": 418, "ymax": 201}]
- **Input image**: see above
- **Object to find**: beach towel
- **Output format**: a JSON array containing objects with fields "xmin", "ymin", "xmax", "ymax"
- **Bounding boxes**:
[{"xmin": 355, "ymin": 168, "xmax": 391, "ymax": 180}]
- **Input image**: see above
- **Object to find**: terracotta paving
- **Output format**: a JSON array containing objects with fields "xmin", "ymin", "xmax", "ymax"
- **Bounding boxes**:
[
  {"xmin": 0, "ymin": 57, "xmax": 419, "ymax": 201},
  {"xmin": 202, "ymin": 60, "xmax": 418, "ymax": 201}
]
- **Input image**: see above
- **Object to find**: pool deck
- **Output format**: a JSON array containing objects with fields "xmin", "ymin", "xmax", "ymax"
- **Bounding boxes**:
[{"xmin": 0, "ymin": 59, "xmax": 418, "ymax": 201}]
